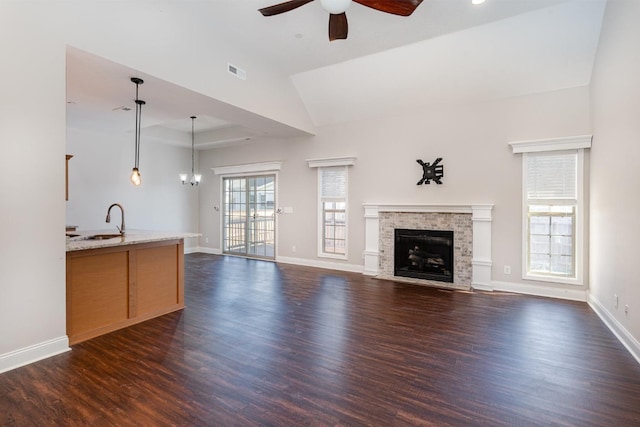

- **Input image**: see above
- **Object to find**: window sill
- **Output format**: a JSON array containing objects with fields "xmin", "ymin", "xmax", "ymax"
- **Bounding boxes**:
[
  {"xmin": 318, "ymin": 253, "xmax": 348, "ymax": 261},
  {"xmin": 523, "ymin": 273, "xmax": 582, "ymax": 286}
]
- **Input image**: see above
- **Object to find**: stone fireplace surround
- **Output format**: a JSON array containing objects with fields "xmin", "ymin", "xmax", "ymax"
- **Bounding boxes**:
[{"xmin": 363, "ymin": 204, "xmax": 493, "ymax": 290}]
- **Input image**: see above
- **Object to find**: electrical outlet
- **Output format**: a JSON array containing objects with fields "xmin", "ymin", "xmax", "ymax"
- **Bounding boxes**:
[
  {"xmin": 205, "ymin": 238, "xmax": 209, "ymax": 244},
  {"xmin": 292, "ymin": 245, "xmax": 296, "ymax": 253},
  {"xmin": 504, "ymin": 265, "xmax": 511, "ymax": 275},
  {"xmin": 625, "ymin": 305, "xmax": 629, "ymax": 316},
  {"xmin": 614, "ymin": 294, "xmax": 618, "ymax": 308}
]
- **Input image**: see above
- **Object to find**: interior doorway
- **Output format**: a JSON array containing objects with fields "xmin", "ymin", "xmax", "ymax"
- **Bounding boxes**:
[{"xmin": 222, "ymin": 175, "xmax": 276, "ymax": 259}]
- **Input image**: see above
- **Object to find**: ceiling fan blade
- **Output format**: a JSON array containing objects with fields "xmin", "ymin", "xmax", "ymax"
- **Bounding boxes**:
[
  {"xmin": 328, "ymin": 13, "xmax": 348, "ymax": 41},
  {"xmin": 259, "ymin": 0, "xmax": 314, "ymax": 16},
  {"xmin": 353, "ymin": 0, "xmax": 423, "ymax": 16}
]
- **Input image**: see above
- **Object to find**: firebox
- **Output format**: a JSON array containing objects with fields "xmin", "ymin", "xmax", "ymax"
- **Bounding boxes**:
[{"xmin": 394, "ymin": 229, "xmax": 454, "ymax": 283}]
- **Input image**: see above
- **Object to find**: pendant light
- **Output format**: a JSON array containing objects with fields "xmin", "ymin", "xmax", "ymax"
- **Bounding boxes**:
[
  {"xmin": 180, "ymin": 116, "xmax": 202, "ymax": 186},
  {"xmin": 130, "ymin": 77, "xmax": 145, "ymax": 186}
]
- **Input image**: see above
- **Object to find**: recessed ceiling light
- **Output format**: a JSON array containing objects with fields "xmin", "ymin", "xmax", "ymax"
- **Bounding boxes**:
[{"xmin": 472, "ymin": 0, "xmax": 486, "ymax": 4}]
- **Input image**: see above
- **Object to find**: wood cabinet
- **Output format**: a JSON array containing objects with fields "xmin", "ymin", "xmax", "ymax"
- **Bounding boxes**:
[{"xmin": 66, "ymin": 239, "xmax": 185, "ymax": 345}]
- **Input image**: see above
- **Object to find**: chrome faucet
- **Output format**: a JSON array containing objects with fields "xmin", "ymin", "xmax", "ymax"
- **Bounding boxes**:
[{"xmin": 106, "ymin": 203, "xmax": 125, "ymax": 235}]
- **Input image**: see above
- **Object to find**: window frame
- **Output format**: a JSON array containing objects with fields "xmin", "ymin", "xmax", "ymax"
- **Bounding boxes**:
[
  {"xmin": 317, "ymin": 166, "xmax": 348, "ymax": 260},
  {"xmin": 213, "ymin": 162, "xmax": 282, "ymax": 259},
  {"xmin": 220, "ymin": 173, "xmax": 277, "ymax": 260},
  {"xmin": 307, "ymin": 157, "xmax": 356, "ymax": 261},
  {"xmin": 521, "ymin": 149, "xmax": 585, "ymax": 285}
]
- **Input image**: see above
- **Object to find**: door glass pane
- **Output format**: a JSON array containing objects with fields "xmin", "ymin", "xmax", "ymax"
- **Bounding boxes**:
[
  {"xmin": 247, "ymin": 175, "xmax": 275, "ymax": 258},
  {"xmin": 224, "ymin": 178, "xmax": 247, "ymax": 255},
  {"xmin": 223, "ymin": 175, "xmax": 275, "ymax": 259}
]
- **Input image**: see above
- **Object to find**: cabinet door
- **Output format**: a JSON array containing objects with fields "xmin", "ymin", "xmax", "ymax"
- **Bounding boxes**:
[
  {"xmin": 67, "ymin": 251, "xmax": 129, "ymax": 340},
  {"xmin": 135, "ymin": 245, "xmax": 180, "ymax": 317}
]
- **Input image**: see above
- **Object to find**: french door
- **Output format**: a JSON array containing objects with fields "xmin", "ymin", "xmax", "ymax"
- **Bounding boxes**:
[{"xmin": 222, "ymin": 175, "xmax": 276, "ymax": 259}]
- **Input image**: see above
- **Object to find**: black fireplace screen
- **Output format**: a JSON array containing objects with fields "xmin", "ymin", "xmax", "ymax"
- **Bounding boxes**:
[{"xmin": 394, "ymin": 229, "xmax": 454, "ymax": 283}]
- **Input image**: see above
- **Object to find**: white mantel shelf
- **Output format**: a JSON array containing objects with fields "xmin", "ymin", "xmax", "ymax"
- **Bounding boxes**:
[
  {"xmin": 362, "ymin": 203, "xmax": 494, "ymax": 290},
  {"xmin": 363, "ymin": 203, "xmax": 493, "ymax": 217}
]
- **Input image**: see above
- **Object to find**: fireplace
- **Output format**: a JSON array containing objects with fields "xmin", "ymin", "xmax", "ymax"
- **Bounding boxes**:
[
  {"xmin": 362, "ymin": 204, "xmax": 493, "ymax": 291},
  {"xmin": 394, "ymin": 229, "xmax": 454, "ymax": 283}
]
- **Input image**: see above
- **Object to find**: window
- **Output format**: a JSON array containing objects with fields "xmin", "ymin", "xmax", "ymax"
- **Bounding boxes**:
[
  {"xmin": 319, "ymin": 166, "xmax": 348, "ymax": 258},
  {"xmin": 307, "ymin": 157, "xmax": 356, "ymax": 260},
  {"xmin": 525, "ymin": 150, "xmax": 581, "ymax": 281},
  {"xmin": 511, "ymin": 136, "xmax": 590, "ymax": 285}
]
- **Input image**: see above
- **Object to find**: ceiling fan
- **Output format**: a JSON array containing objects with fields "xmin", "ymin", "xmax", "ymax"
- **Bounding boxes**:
[{"xmin": 258, "ymin": 0, "xmax": 424, "ymax": 41}]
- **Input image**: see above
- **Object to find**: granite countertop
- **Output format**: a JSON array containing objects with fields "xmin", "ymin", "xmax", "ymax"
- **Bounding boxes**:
[{"xmin": 66, "ymin": 229, "xmax": 201, "ymax": 252}]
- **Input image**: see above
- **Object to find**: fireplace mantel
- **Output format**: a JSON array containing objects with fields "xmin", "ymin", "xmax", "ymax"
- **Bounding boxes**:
[{"xmin": 363, "ymin": 203, "xmax": 493, "ymax": 290}]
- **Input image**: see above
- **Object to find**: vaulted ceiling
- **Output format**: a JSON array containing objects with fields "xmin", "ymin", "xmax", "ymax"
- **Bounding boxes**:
[{"xmin": 66, "ymin": 0, "xmax": 607, "ymax": 148}]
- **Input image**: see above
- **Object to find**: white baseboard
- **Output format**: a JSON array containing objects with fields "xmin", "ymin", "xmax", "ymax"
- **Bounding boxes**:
[
  {"xmin": 276, "ymin": 256, "xmax": 364, "ymax": 274},
  {"xmin": 489, "ymin": 280, "xmax": 587, "ymax": 302},
  {"xmin": 189, "ymin": 249, "xmax": 363, "ymax": 273},
  {"xmin": 472, "ymin": 282, "xmax": 493, "ymax": 292},
  {"xmin": 191, "ymin": 247, "xmax": 222, "ymax": 255},
  {"xmin": 0, "ymin": 336, "xmax": 70, "ymax": 374},
  {"xmin": 588, "ymin": 293, "xmax": 640, "ymax": 365}
]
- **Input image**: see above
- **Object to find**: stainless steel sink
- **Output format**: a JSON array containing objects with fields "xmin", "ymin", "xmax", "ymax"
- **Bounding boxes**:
[{"xmin": 86, "ymin": 233, "xmax": 123, "ymax": 240}]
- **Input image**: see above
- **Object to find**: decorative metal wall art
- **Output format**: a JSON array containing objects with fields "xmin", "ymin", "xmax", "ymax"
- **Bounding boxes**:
[{"xmin": 416, "ymin": 158, "xmax": 444, "ymax": 185}]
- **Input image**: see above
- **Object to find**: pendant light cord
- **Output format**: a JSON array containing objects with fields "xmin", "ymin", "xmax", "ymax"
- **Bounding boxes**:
[
  {"xmin": 134, "ymin": 82, "xmax": 145, "ymax": 170},
  {"xmin": 191, "ymin": 116, "xmax": 196, "ymax": 176}
]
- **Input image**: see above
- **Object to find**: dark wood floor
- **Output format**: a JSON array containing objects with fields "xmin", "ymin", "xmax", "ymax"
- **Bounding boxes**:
[{"xmin": 2, "ymin": 253, "xmax": 640, "ymax": 426}]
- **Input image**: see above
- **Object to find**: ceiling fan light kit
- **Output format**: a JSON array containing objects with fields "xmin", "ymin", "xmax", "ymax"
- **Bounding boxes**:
[
  {"xmin": 259, "ymin": 0, "xmax": 423, "ymax": 41},
  {"xmin": 319, "ymin": 0, "xmax": 351, "ymax": 14}
]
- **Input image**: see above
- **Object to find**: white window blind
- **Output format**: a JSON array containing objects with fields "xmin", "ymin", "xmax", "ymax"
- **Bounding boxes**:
[
  {"xmin": 526, "ymin": 152, "xmax": 577, "ymax": 200},
  {"xmin": 320, "ymin": 166, "xmax": 347, "ymax": 199}
]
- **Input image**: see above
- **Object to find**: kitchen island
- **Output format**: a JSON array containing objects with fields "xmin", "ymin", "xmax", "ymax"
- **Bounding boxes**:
[{"xmin": 66, "ymin": 230, "xmax": 199, "ymax": 345}]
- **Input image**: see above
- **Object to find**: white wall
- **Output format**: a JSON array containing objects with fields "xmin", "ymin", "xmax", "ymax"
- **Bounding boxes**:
[
  {"xmin": 0, "ymin": 2, "xmax": 68, "ymax": 370},
  {"xmin": 589, "ymin": 0, "xmax": 640, "ymax": 360},
  {"xmin": 66, "ymin": 128, "xmax": 199, "ymax": 247},
  {"xmin": 198, "ymin": 86, "xmax": 591, "ymax": 295}
]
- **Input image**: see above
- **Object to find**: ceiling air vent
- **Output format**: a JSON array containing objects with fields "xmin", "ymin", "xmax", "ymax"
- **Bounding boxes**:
[{"xmin": 227, "ymin": 63, "xmax": 246, "ymax": 80}]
